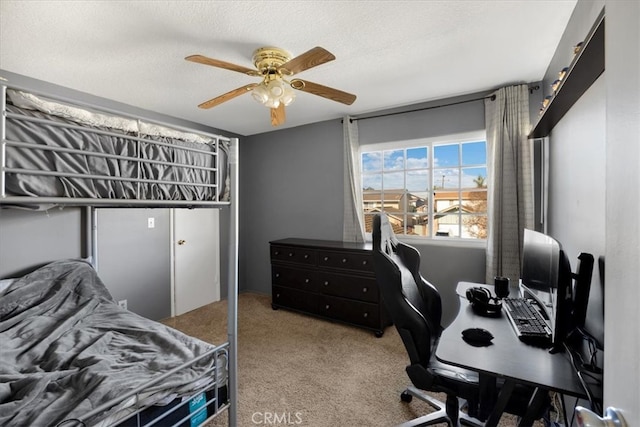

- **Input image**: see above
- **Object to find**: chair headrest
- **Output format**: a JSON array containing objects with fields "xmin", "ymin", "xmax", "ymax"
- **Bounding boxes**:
[{"xmin": 373, "ymin": 213, "xmax": 399, "ymax": 256}]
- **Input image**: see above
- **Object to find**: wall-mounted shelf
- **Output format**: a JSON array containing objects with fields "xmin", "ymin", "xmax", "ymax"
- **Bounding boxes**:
[{"xmin": 529, "ymin": 14, "xmax": 605, "ymax": 139}]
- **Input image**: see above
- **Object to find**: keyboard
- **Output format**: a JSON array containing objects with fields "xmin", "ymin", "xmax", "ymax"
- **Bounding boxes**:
[{"xmin": 503, "ymin": 297, "xmax": 552, "ymax": 347}]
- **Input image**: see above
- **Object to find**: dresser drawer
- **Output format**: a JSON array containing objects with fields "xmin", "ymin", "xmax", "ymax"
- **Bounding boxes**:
[
  {"xmin": 317, "ymin": 250, "xmax": 374, "ymax": 272},
  {"xmin": 272, "ymin": 266, "xmax": 319, "ymax": 292},
  {"xmin": 318, "ymin": 295, "xmax": 380, "ymax": 329},
  {"xmin": 271, "ymin": 245, "xmax": 316, "ymax": 266},
  {"xmin": 318, "ymin": 271, "xmax": 378, "ymax": 303},
  {"xmin": 272, "ymin": 286, "xmax": 319, "ymax": 314}
]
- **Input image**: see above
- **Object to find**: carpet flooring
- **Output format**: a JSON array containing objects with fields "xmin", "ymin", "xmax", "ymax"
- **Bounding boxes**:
[{"xmin": 162, "ymin": 293, "xmax": 550, "ymax": 426}]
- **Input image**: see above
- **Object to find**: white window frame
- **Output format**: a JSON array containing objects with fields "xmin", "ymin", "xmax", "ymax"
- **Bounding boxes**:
[{"xmin": 360, "ymin": 130, "xmax": 487, "ymax": 244}]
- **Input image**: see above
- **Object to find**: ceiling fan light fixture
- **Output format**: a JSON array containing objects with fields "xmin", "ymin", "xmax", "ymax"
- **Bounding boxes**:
[
  {"xmin": 251, "ymin": 84, "xmax": 269, "ymax": 104},
  {"xmin": 251, "ymin": 78, "xmax": 296, "ymax": 109},
  {"xmin": 280, "ymin": 84, "xmax": 296, "ymax": 106},
  {"xmin": 263, "ymin": 96, "xmax": 280, "ymax": 109}
]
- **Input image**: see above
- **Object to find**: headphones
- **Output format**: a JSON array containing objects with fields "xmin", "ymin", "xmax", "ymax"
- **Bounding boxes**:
[{"xmin": 466, "ymin": 287, "xmax": 502, "ymax": 317}]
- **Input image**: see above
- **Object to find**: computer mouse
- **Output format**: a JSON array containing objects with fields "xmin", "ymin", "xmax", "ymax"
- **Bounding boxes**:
[{"xmin": 461, "ymin": 328, "xmax": 494, "ymax": 346}]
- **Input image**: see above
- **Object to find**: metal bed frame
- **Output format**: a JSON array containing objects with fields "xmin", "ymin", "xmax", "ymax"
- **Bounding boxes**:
[{"xmin": 0, "ymin": 80, "xmax": 239, "ymax": 426}]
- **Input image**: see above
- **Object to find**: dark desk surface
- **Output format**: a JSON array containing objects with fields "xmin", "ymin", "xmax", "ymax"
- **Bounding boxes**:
[{"xmin": 436, "ymin": 282, "xmax": 587, "ymax": 398}]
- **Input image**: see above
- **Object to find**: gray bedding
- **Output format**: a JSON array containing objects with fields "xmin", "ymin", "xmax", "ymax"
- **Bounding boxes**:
[
  {"xmin": 0, "ymin": 260, "xmax": 225, "ymax": 426},
  {"xmin": 4, "ymin": 104, "xmax": 228, "ymax": 202}
]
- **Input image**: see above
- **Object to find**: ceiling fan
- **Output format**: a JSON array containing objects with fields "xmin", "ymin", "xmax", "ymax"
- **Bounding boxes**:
[{"xmin": 185, "ymin": 46, "xmax": 356, "ymax": 126}]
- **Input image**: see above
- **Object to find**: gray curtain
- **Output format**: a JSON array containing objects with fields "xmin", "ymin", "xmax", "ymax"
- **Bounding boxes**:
[
  {"xmin": 485, "ymin": 85, "xmax": 534, "ymax": 283},
  {"xmin": 343, "ymin": 116, "xmax": 365, "ymax": 242}
]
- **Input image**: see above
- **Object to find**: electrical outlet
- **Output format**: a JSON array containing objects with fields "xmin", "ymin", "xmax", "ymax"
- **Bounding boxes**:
[
  {"xmin": 118, "ymin": 299, "xmax": 128, "ymax": 310},
  {"xmin": 147, "ymin": 217, "xmax": 155, "ymax": 228}
]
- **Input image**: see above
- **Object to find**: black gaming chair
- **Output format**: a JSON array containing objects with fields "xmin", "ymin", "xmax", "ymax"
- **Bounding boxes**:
[
  {"xmin": 372, "ymin": 213, "xmax": 550, "ymax": 426},
  {"xmin": 371, "ymin": 213, "xmax": 483, "ymax": 426}
]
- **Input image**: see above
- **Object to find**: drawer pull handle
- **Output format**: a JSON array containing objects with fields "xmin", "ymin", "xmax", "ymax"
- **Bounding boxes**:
[
  {"xmin": 363, "ymin": 312, "xmax": 369, "ymax": 318},
  {"xmin": 274, "ymin": 251, "xmax": 279, "ymax": 255},
  {"xmin": 275, "ymin": 273, "xmax": 280, "ymax": 278},
  {"xmin": 323, "ymin": 281, "xmax": 329, "ymax": 286},
  {"xmin": 276, "ymin": 293, "xmax": 280, "ymax": 298},
  {"xmin": 325, "ymin": 304, "xmax": 330, "ymax": 310},
  {"xmin": 304, "ymin": 254, "xmax": 309, "ymax": 259},
  {"xmin": 304, "ymin": 278, "xmax": 310, "ymax": 284},
  {"xmin": 362, "ymin": 287, "xmax": 368, "ymax": 293},
  {"xmin": 342, "ymin": 258, "xmax": 348, "ymax": 263},
  {"xmin": 288, "ymin": 252, "xmax": 294, "ymax": 257},
  {"xmin": 323, "ymin": 256, "xmax": 329, "ymax": 261},
  {"xmin": 362, "ymin": 260, "xmax": 368, "ymax": 265}
]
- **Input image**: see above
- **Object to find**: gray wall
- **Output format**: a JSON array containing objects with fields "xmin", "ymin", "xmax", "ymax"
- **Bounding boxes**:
[
  {"xmin": 0, "ymin": 207, "xmax": 85, "ymax": 278},
  {"xmin": 548, "ymin": 76, "xmax": 605, "ymax": 344},
  {"xmin": 96, "ymin": 208, "xmax": 172, "ymax": 320},
  {"xmin": 604, "ymin": 0, "xmax": 640, "ymax": 417},
  {"xmin": 240, "ymin": 119, "xmax": 345, "ymax": 291}
]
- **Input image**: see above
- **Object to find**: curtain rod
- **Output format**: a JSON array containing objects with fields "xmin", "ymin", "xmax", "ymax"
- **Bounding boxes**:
[{"xmin": 350, "ymin": 85, "xmax": 539, "ymax": 123}]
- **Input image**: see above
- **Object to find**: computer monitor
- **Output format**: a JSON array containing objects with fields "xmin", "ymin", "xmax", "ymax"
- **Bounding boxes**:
[
  {"xmin": 520, "ymin": 229, "xmax": 574, "ymax": 352},
  {"xmin": 553, "ymin": 249, "xmax": 575, "ymax": 352},
  {"xmin": 572, "ymin": 253, "xmax": 595, "ymax": 331},
  {"xmin": 578, "ymin": 255, "xmax": 604, "ymax": 350},
  {"xmin": 521, "ymin": 229, "xmax": 560, "ymax": 304}
]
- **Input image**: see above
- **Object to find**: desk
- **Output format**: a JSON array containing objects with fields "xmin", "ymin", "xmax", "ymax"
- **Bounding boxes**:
[{"xmin": 435, "ymin": 282, "xmax": 593, "ymax": 426}]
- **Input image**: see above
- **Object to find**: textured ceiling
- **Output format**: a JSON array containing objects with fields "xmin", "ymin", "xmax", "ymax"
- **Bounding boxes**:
[{"xmin": 0, "ymin": 1, "xmax": 577, "ymax": 136}]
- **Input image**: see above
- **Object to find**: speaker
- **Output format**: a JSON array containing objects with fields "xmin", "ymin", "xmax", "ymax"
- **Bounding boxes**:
[{"xmin": 466, "ymin": 287, "xmax": 502, "ymax": 317}]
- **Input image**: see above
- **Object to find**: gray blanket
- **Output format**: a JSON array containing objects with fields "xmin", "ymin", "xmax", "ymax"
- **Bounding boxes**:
[{"xmin": 0, "ymin": 260, "xmax": 224, "ymax": 426}]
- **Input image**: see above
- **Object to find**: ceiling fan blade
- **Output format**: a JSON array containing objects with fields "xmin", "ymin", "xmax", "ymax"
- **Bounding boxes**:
[
  {"xmin": 186, "ymin": 54, "xmax": 260, "ymax": 76},
  {"xmin": 270, "ymin": 104, "xmax": 286, "ymax": 126},
  {"xmin": 197, "ymin": 83, "xmax": 258, "ymax": 109},
  {"xmin": 290, "ymin": 79, "xmax": 356, "ymax": 105},
  {"xmin": 278, "ymin": 47, "xmax": 335, "ymax": 75}
]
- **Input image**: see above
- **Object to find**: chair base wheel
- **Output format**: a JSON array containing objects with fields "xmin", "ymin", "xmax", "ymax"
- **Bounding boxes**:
[{"xmin": 401, "ymin": 391, "xmax": 413, "ymax": 403}]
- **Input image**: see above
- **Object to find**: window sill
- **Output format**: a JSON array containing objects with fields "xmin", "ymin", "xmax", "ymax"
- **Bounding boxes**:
[
  {"xmin": 401, "ymin": 236, "xmax": 487, "ymax": 249},
  {"xmin": 366, "ymin": 234, "xmax": 487, "ymax": 249}
]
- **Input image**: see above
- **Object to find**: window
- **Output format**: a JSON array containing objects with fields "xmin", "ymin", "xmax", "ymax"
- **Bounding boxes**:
[{"xmin": 361, "ymin": 134, "xmax": 488, "ymax": 240}]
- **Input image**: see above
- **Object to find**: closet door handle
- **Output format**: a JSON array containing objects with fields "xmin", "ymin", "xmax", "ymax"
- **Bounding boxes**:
[{"xmin": 178, "ymin": 239, "xmax": 186, "ymax": 245}]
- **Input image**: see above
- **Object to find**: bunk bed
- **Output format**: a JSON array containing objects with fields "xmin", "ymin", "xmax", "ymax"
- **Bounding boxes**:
[{"xmin": 0, "ymin": 81, "xmax": 240, "ymax": 426}]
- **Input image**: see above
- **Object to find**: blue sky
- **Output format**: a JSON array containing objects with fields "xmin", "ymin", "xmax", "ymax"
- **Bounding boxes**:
[{"xmin": 362, "ymin": 141, "xmax": 487, "ymax": 191}]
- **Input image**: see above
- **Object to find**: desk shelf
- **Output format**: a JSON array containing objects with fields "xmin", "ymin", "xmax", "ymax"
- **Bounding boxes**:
[{"xmin": 529, "ymin": 14, "xmax": 605, "ymax": 139}]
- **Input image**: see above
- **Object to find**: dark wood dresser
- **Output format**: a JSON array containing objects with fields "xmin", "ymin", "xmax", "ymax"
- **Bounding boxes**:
[{"xmin": 270, "ymin": 238, "xmax": 390, "ymax": 337}]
